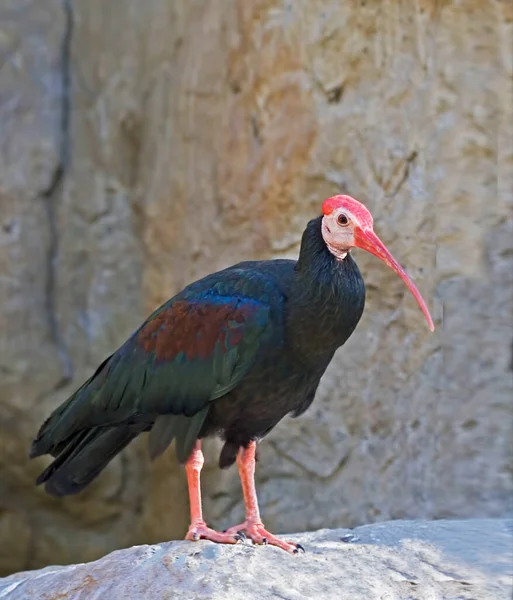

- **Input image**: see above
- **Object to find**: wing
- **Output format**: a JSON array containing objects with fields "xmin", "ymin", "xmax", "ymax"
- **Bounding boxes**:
[
  {"xmin": 31, "ymin": 270, "xmax": 285, "ymax": 462},
  {"xmin": 128, "ymin": 293, "xmax": 276, "ymax": 414}
]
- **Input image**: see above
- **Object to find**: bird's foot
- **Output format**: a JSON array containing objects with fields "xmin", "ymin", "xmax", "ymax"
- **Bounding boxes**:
[
  {"xmin": 185, "ymin": 520, "xmax": 244, "ymax": 545},
  {"xmin": 224, "ymin": 520, "xmax": 304, "ymax": 554}
]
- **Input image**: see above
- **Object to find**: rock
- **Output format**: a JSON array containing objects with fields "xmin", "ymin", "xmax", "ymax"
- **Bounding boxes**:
[
  {"xmin": 1, "ymin": 0, "xmax": 512, "ymax": 575},
  {"xmin": 0, "ymin": 520, "xmax": 511, "ymax": 600}
]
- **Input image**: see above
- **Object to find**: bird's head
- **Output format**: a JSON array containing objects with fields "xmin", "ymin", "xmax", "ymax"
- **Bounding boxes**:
[{"xmin": 321, "ymin": 194, "xmax": 435, "ymax": 332}]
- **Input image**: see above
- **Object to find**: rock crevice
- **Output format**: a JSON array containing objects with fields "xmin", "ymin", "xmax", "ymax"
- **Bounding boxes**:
[{"xmin": 40, "ymin": 0, "xmax": 75, "ymax": 388}]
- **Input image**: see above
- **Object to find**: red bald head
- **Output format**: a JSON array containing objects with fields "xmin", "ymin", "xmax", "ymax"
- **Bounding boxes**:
[
  {"xmin": 321, "ymin": 194, "xmax": 434, "ymax": 332},
  {"xmin": 322, "ymin": 195, "xmax": 374, "ymax": 230}
]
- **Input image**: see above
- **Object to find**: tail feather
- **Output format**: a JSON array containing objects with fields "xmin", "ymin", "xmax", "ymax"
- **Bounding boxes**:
[
  {"xmin": 30, "ymin": 353, "xmax": 118, "ymax": 459},
  {"xmin": 148, "ymin": 406, "xmax": 208, "ymax": 463},
  {"xmin": 30, "ymin": 346, "xmax": 212, "ymax": 497},
  {"xmin": 36, "ymin": 425, "xmax": 142, "ymax": 497},
  {"xmin": 29, "ymin": 354, "xmax": 143, "ymax": 458}
]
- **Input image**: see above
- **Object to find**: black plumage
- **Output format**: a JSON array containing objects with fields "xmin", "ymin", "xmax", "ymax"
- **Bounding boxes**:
[{"xmin": 30, "ymin": 216, "xmax": 365, "ymax": 496}]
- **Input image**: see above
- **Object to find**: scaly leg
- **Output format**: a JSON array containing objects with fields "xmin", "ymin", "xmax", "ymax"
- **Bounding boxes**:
[
  {"xmin": 224, "ymin": 441, "xmax": 304, "ymax": 554},
  {"xmin": 184, "ymin": 440, "xmax": 243, "ymax": 544}
]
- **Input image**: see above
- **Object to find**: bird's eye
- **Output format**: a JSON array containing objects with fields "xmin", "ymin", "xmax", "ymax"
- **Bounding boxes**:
[{"xmin": 337, "ymin": 213, "xmax": 349, "ymax": 226}]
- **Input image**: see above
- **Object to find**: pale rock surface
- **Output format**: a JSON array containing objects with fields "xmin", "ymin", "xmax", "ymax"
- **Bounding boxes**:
[
  {"xmin": 1, "ymin": 0, "xmax": 512, "ymax": 575},
  {"xmin": 0, "ymin": 520, "xmax": 511, "ymax": 600}
]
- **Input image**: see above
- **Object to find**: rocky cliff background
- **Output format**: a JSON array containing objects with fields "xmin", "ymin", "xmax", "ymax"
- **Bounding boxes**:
[{"xmin": 0, "ymin": 0, "xmax": 511, "ymax": 576}]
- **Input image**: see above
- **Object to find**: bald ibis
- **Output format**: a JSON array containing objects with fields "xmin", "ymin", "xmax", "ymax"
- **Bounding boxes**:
[{"xmin": 30, "ymin": 195, "xmax": 434, "ymax": 553}]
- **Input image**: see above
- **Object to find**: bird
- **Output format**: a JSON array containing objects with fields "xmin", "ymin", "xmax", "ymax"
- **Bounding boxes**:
[{"xmin": 29, "ymin": 194, "xmax": 434, "ymax": 554}]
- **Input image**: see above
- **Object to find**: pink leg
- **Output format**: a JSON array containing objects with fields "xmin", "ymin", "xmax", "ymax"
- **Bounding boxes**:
[
  {"xmin": 225, "ymin": 441, "xmax": 304, "ymax": 554},
  {"xmin": 184, "ymin": 441, "xmax": 242, "ymax": 544}
]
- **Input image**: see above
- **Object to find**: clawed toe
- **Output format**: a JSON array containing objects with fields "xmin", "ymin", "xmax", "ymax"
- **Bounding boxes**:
[
  {"xmin": 222, "ymin": 520, "xmax": 304, "ymax": 553},
  {"xmin": 234, "ymin": 530, "xmax": 246, "ymax": 542},
  {"xmin": 187, "ymin": 519, "xmax": 304, "ymax": 553},
  {"xmin": 185, "ymin": 522, "xmax": 242, "ymax": 545}
]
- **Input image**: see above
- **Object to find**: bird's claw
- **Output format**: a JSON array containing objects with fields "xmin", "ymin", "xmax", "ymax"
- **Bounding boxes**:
[
  {"xmin": 223, "ymin": 520, "xmax": 303, "ymax": 554},
  {"xmin": 234, "ymin": 531, "xmax": 246, "ymax": 542}
]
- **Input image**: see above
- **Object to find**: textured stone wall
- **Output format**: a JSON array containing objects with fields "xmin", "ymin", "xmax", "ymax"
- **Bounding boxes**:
[{"xmin": 0, "ymin": 0, "xmax": 511, "ymax": 575}]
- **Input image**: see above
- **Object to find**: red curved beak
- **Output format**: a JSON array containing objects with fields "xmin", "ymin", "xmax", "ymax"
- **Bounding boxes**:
[{"xmin": 354, "ymin": 228, "xmax": 435, "ymax": 332}]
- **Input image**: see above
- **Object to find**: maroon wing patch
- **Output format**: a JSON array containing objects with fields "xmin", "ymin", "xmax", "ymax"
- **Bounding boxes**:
[{"xmin": 136, "ymin": 298, "xmax": 263, "ymax": 362}]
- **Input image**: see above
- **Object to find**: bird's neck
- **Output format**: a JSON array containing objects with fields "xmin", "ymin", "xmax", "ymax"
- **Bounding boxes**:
[
  {"xmin": 295, "ymin": 216, "xmax": 356, "ymax": 290},
  {"xmin": 289, "ymin": 216, "xmax": 366, "ymax": 366}
]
